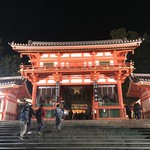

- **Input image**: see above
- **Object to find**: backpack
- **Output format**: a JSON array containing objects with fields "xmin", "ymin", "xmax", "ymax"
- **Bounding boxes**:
[
  {"xmin": 36, "ymin": 108, "xmax": 43, "ymax": 118},
  {"xmin": 20, "ymin": 106, "xmax": 29, "ymax": 121},
  {"xmin": 55, "ymin": 107, "xmax": 64, "ymax": 117}
]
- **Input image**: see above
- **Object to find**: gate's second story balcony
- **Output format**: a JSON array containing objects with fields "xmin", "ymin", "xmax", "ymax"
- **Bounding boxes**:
[{"xmin": 20, "ymin": 62, "xmax": 134, "ymax": 74}]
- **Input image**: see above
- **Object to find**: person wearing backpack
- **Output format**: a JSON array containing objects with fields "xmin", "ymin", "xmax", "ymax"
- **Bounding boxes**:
[
  {"xmin": 36, "ymin": 103, "xmax": 46, "ymax": 135},
  {"xmin": 19, "ymin": 102, "xmax": 30, "ymax": 140},
  {"xmin": 54, "ymin": 103, "xmax": 64, "ymax": 132}
]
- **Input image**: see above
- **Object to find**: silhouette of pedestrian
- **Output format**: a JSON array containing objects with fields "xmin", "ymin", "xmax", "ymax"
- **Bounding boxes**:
[
  {"xmin": 125, "ymin": 103, "xmax": 132, "ymax": 119},
  {"xmin": 133, "ymin": 102, "xmax": 142, "ymax": 119},
  {"xmin": 36, "ymin": 103, "xmax": 46, "ymax": 136},
  {"xmin": 68, "ymin": 109, "xmax": 73, "ymax": 120}
]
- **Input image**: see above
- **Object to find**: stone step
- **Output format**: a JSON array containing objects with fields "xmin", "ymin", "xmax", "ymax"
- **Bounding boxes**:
[
  {"xmin": 0, "ymin": 135, "xmax": 146, "ymax": 140},
  {"xmin": 0, "ymin": 131, "xmax": 147, "ymax": 137},
  {"xmin": 0, "ymin": 142, "xmax": 150, "ymax": 148},
  {"xmin": 0, "ymin": 130, "xmax": 145, "ymax": 134},
  {"xmin": 1, "ymin": 120, "xmax": 150, "ymax": 149},
  {"xmin": 0, "ymin": 147, "xmax": 150, "ymax": 150},
  {"xmin": 0, "ymin": 139, "xmax": 150, "ymax": 142}
]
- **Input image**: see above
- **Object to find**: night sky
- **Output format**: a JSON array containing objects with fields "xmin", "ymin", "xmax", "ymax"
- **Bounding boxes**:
[{"xmin": 0, "ymin": 0, "xmax": 150, "ymax": 55}]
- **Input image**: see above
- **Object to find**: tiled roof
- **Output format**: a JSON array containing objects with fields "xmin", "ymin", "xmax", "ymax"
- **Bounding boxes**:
[
  {"xmin": 10, "ymin": 38, "xmax": 143, "ymax": 46},
  {"xmin": 9, "ymin": 38, "xmax": 144, "ymax": 53},
  {"xmin": 127, "ymin": 73, "xmax": 150, "ymax": 98},
  {"xmin": 129, "ymin": 73, "xmax": 150, "ymax": 84},
  {"xmin": 0, "ymin": 76, "xmax": 26, "ymax": 88}
]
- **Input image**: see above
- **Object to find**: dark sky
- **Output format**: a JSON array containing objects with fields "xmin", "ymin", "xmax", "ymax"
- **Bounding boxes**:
[{"xmin": 0, "ymin": 0, "xmax": 150, "ymax": 54}]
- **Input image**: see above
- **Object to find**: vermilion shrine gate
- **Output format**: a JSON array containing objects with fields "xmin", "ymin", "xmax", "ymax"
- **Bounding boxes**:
[{"xmin": 10, "ymin": 38, "xmax": 143, "ymax": 120}]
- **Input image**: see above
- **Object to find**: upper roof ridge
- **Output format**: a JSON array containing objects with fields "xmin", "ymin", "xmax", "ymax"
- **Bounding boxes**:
[{"xmin": 9, "ymin": 38, "xmax": 143, "ymax": 46}]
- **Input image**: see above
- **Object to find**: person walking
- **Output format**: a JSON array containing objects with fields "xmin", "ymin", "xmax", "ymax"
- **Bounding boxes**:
[
  {"xmin": 124, "ymin": 103, "xmax": 132, "ymax": 119},
  {"xmin": 36, "ymin": 103, "xmax": 46, "ymax": 136},
  {"xmin": 68, "ymin": 109, "xmax": 73, "ymax": 120},
  {"xmin": 19, "ymin": 102, "xmax": 29, "ymax": 140},
  {"xmin": 26, "ymin": 104, "xmax": 36, "ymax": 134},
  {"xmin": 54, "ymin": 103, "xmax": 64, "ymax": 132},
  {"xmin": 133, "ymin": 102, "xmax": 142, "ymax": 119}
]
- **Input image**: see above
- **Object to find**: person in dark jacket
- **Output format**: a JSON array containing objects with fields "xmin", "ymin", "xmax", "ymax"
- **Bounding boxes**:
[
  {"xmin": 36, "ymin": 103, "xmax": 46, "ymax": 135},
  {"xmin": 68, "ymin": 109, "xmax": 73, "ymax": 120},
  {"xmin": 133, "ymin": 102, "xmax": 142, "ymax": 119},
  {"xmin": 125, "ymin": 103, "xmax": 132, "ymax": 119},
  {"xmin": 19, "ymin": 102, "xmax": 29, "ymax": 140},
  {"xmin": 26, "ymin": 104, "xmax": 36, "ymax": 134}
]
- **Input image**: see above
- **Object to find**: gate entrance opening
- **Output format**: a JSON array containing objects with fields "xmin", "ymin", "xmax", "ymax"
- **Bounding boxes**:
[{"xmin": 61, "ymin": 85, "xmax": 92, "ymax": 120}]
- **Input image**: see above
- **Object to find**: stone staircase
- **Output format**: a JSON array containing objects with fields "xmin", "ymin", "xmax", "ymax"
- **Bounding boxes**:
[{"xmin": 0, "ymin": 119, "xmax": 150, "ymax": 149}]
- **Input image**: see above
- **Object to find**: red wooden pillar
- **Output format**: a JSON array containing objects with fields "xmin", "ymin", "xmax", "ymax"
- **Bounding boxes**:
[
  {"xmin": 117, "ymin": 80, "xmax": 125, "ymax": 118},
  {"xmin": 54, "ymin": 73, "xmax": 62, "ymax": 103},
  {"xmin": 92, "ymin": 96, "xmax": 95, "ymax": 119},
  {"xmin": 95, "ymin": 102, "xmax": 99, "ymax": 119},
  {"xmin": 32, "ymin": 82, "xmax": 37, "ymax": 106},
  {"xmin": 91, "ymin": 72, "xmax": 99, "ymax": 120},
  {"xmin": 93, "ymin": 92, "xmax": 99, "ymax": 119}
]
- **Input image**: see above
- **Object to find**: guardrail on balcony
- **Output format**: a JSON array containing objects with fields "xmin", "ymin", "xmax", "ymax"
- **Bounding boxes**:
[{"xmin": 20, "ymin": 62, "xmax": 134, "ymax": 73}]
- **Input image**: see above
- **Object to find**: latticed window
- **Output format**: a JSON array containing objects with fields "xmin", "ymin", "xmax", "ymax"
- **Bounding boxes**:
[
  {"xmin": 97, "ymin": 85, "xmax": 118, "ymax": 106},
  {"xmin": 36, "ymin": 86, "xmax": 56, "ymax": 107}
]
